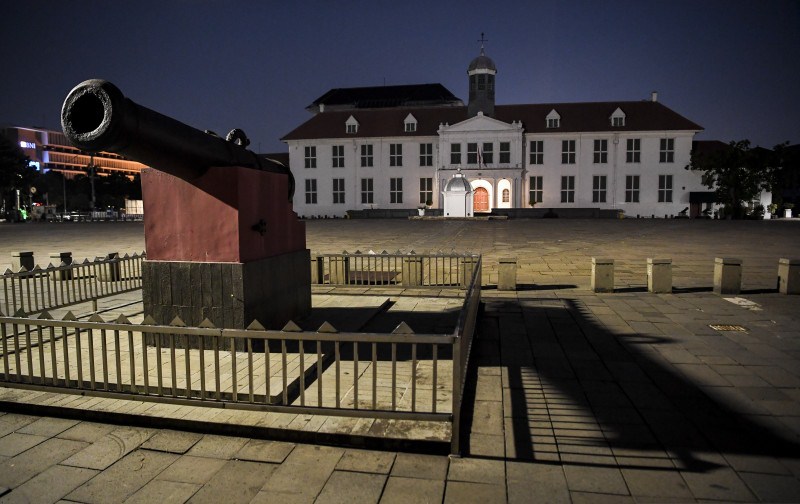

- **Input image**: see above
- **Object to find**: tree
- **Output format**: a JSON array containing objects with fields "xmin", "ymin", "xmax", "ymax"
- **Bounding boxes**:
[{"xmin": 689, "ymin": 140, "xmax": 777, "ymax": 219}]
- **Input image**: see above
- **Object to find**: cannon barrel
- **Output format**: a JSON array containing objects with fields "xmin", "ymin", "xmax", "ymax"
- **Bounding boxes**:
[{"xmin": 61, "ymin": 79, "xmax": 294, "ymax": 199}]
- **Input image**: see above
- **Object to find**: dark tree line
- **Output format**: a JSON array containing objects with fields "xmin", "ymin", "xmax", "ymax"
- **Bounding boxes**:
[{"xmin": 689, "ymin": 140, "xmax": 799, "ymax": 219}]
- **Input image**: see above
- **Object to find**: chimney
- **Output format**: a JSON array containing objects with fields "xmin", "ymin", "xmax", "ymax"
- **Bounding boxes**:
[
  {"xmin": 651, "ymin": 91, "xmax": 658, "ymax": 102},
  {"xmin": 319, "ymin": 103, "xmax": 325, "ymax": 113}
]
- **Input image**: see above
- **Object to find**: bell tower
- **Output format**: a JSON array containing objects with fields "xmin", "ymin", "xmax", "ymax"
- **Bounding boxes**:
[{"xmin": 468, "ymin": 33, "xmax": 497, "ymax": 117}]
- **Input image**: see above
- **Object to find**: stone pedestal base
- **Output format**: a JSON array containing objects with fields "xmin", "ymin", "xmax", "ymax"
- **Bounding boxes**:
[
  {"xmin": 591, "ymin": 258, "xmax": 615, "ymax": 293},
  {"xmin": 498, "ymin": 257, "xmax": 517, "ymax": 291},
  {"xmin": 778, "ymin": 258, "xmax": 800, "ymax": 295},
  {"xmin": 647, "ymin": 258, "xmax": 672, "ymax": 293},
  {"xmin": 714, "ymin": 257, "xmax": 742, "ymax": 295},
  {"xmin": 142, "ymin": 249, "xmax": 311, "ymax": 335}
]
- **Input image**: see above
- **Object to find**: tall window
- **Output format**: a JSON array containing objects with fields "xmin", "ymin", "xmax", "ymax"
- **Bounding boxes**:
[
  {"xmin": 304, "ymin": 179, "xmax": 317, "ymax": 204},
  {"xmin": 390, "ymin": 178, "xmax": 403, "ymax": 204},
  {"xmin": 482, "ymin": 143, "xmax": 493, "ymax": 165},
  {"xmin": 360, "ymin": 178, "xmax": 374, "ymax": 204},
  {"xmin": 390, "ymin": 143, "xmax": 403, "ymax": 167},
  {"xmin": 625, "ymin": 175, "xmax": 640, "ymax": 203},
  {"xmin": 562, "ymin": 140, "xmax": 576, "ymax": 164},
  {"xmin": 626, "ymin": 138, "xmax": 641, "ymax": 163},
  {"xmin": 499, "ymin": 142, "xmax": 510, "ymax": 164},
  {"xmin": 561, "ymin": 176, "xmax": 575, "ymax": 203},
  {"xmin": 304, "ymin": 146, "xmax": 316, "ymax": 169},
  {"xmin": 467, "ymin": 143, "xmax": 478, "ymax": 164},
  {"xmin": 419, "ymin": 143, "xmax": 433, "ymax": 167},
  {"xmin": 450, "ymin": 143, "xmax": 461, "ymax": 164},
  {"xmin": 592, "ymin": 175, "xmax": 607, "ymax": 203},
  {"xmin": 419, "ymin": 178, "xmax": 433, "ymax": 205},
  {"xmin": 502, "ymin": 188, "xmax": 510, "ymax": 203},
  {"xmin": 658, "ymin": 175, "xmax": 673, "ymax": 202},
  {"xmin": 593, "ymin": 139, "xmax": 608, "ymax": 164},
  {"xmin": 360, "ymin": 144, "xmax": 373, "ymax": 167},
  {"xmin": 529, "ymin": 141, "xmax": 543, "ymax": 165},
  {"xmin": 660, "ymin": 138, "xmax": 675, "ymax": 163},
  {"xmin": 332, "ymin": 178, "xmax": 345, "ymax": 204},
  {"xmin": 529, "ymin": 176, "xmax": 543, "ymax": 204},
  {"xmin": 332, "ymin": 145, "xmax": 344, "ymax": 168}
]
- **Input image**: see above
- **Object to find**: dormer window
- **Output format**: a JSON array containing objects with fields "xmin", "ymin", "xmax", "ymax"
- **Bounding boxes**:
[
  {"xmin": 610, "ymin": 107, "xmax": 626, "ymax": 127},
  {"xmin": 546, "ymin": 109, "xmax": 561, "ymax": 129},
  {"xmin": 404, "ymin": 113, "xmax": 418, "ymax": 133},
  {"xmin": 346, "ymin": 115, "xmax": 359, "ymax": 134}
]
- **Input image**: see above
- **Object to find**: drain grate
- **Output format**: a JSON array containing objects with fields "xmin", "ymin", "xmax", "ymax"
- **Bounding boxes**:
[{"xmin": 709, "ymin": 324, "xmax": 747, "ymax": 332}]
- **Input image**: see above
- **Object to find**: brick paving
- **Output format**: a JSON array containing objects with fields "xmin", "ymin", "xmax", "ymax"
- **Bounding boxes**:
[{"xmin": 1, "ymin": 219, "xmax": 799, "ymax": 503}]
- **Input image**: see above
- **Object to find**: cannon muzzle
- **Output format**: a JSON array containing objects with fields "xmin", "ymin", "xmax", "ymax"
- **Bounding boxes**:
[{"xmin": 61, "ymin": 79, "xmax": 294, "ymax": 199}]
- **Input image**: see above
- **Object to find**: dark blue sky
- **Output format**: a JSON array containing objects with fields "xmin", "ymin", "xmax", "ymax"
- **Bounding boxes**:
[{"xmin": 2, "ymin": 0, "xmax": 798, "ymax": 152}]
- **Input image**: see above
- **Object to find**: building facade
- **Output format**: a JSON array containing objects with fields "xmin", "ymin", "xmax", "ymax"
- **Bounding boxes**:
[{"xmin": 282, "ymin": 47, "xmax": 706, "ymax": 218}]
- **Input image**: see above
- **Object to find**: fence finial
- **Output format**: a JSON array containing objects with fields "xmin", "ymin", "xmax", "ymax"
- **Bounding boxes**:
[
  {"xmin": 198, "ymin": 318, "xmax": 217, "ymax": 328},
  {"xmin": 246, "ymin": 319, "xmax": 266, "ymax": 331},
  {"xmin": 115, "ymin": 314, "xmax": 132, "ymax": 324},
  {"xmin": 169, "ymin": 316, "xmax": 186, "ymax": 327},
  {"xmin": 281, "ymin": 320, "xmax": 302, "ymax": 332},
  {"xmin": 392, "ymin": 321, "xmax": 415, "ymax": 334},
  {"xmin": 62, "ymin": 311, "xmax": 77, "ymax": 321},
  {"xmin": 38, "ymin": 310, "xmax": 54, "ymax": 320},
  {"xmin": 317, "ymin": 321, "xmax": 338, "ymax": 333},
  {"xmin": 14, "ymin": 308, "xmax": 27, "ymax": 317},
  {"xmin": 141, "ymin": 315, "xmax": 158, "ymax": 326},
  {"xmin": 88, "ymin": 313, "xmax": 105, "ymax": 323}
]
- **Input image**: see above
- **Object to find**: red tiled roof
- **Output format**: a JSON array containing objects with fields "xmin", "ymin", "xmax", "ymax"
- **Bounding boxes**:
[{"xmin": 282, "ymin": 100, "xmax": 703, "ymax": 141}]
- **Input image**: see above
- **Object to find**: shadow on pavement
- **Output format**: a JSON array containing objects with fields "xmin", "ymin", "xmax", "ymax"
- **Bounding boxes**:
[{"xmin": 470, "ymin": 297, "xmax": 800, "ymax": 473}]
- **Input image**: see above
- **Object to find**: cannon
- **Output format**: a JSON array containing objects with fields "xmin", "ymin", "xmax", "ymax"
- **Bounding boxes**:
[
  {"xmin": 60, "ymin": 79, "xmax": 310, "ymax": 333},
  {"xmin": 61, "ymin": 79, "xmax": 294, "ymax": 199}
]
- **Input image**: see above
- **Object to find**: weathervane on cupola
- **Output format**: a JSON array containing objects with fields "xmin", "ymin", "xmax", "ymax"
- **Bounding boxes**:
[{"xmin": 468, "ymin": 32, "xmax": 497, "ymax": 117}]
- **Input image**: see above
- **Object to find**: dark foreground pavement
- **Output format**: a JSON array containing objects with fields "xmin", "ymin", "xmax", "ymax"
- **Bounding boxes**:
[{"xmin": 0, "ymin": 219, "xmax": 799, "ymax": 503}]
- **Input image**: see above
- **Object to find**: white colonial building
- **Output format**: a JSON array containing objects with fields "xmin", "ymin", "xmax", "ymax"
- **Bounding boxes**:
[{"xmin": 282, "ymin": 46, "xmax": 708, "ymax": 218}]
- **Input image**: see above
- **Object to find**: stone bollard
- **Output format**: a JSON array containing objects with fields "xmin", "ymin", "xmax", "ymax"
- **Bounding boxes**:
[
  {"xmin": 713, "ymin": 257, "xmax": 742, "ymax": 295},
  {"xmin": 402, "ymin": 256, "xmax": 423, "ymax": 286},
  {"xmin": 11, "ymin": 252, "xmax": 34, "ymax": 272},
  {"xmin": 778, "ymin": 258, "xmax": 800, "ymax": 295},
  {"xmin": 591, "ymin": 258, "xmax": 615, "ymax": 293},
  {"xmin": 98, "ymin": 252, "xmax": 121, "ymax": 282},
  {"xmin": 49, "ymin": 252, "xmax": 73, "ymax": 280},
  {"xmin": 647, "ymin": 258, "xmax": 672, "ymax": 293},
  {"xmin": 498, "ymin": 257, "xmax": 518, "ymax": 291},
  {"xmin": 329, "ymin": 255, "xmax": 350, "ymax": 285}
]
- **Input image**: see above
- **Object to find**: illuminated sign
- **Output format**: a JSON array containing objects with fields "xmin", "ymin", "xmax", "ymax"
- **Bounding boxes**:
[
  {"xmin": 29, "ymin": 161, "xmax": 41, "ymax": 171},
  {"xmin": 20, "ymin": 141, "xmax": 36, "ymax": 149}
]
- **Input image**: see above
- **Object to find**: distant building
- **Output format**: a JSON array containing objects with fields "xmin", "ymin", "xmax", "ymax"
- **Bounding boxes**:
[
  {"xmin": 1, "ymin": 126, "xmax": 147, "ymax": 179},
  {"xmin": 282, "ymin": 44, "xmax": 708, "ymax": 218}
]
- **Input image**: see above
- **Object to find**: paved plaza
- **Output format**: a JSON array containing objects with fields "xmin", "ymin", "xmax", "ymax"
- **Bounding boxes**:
[{"xmin": 1, "ymin": 219, "xmax": 799, "ymax": 503}]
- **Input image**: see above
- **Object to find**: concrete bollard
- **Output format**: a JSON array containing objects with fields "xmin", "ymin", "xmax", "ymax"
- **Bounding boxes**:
[
  {"xmin": 11, "ymin": 252, "xmax": 34, "ymax": 272},
  {"xmin": 329, "ymin": 255, "xmax": 350, "ymax": 285},
  {"xmin": 647, "ymin": 258, "xmax": 672, "ymax": 293},
  {"xmin": 498, "ymin": 257, "xmax": 518, "ymax": 291},
  {"xmin": 714, "ymin": 257, "xmax": 742, "ymax": 295},
  {"xmin": 98, "ymin": 252, "xmax": 121, "ymax": 282},
  {"xmin": 402, "ymin": 256, "xmax": 423, "ymax": 286},
  {"xmin": 49, "ymin": 252, "xmax": 73, "ymax": 280},
  {"xmin": 778, "ymin": 258, "xmax": 800, "ymax": 295},
  {"xmin": 591, "ymin": 258, "xmax": 614, "ymax": 293}
]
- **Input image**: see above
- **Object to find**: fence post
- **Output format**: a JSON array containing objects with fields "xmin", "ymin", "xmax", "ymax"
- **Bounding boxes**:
[
  {"xmin": 713, "ymin": 257, "xmax": 742, "ymax": 295},
  {"xmin": 647, "ymin": 258, "xmax": 672, "ymax": 293},
  {"xmin": 11, "ymin": 252, "xmax": 34, "ymax": 272},
  {"xmin": 498, "ymin": 257, "xmax": 517, "ymax": 291},
  {"xmin": 591, "ymin": 258, "xmax": 615, "ymax": 293},
  {"xmin": 310, "ymin": 255, "xmax": 323, "ymax": 284},
  {"xmin": 460, "ymin": 256, "xmax": 478, "ymax": 289},
  {"xmin": 778, "ymin": 258, "xmax": 800, "ymax": 295},
  {"xmin": 401, "ymin": 255, "xmax": 423, "ymax": 286}
]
